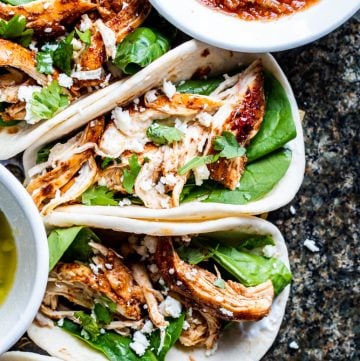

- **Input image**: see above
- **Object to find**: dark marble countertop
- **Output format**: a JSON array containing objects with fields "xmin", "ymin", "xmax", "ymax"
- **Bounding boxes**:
[{"xmin": 4, "ymin": 13, "xmax": 359, "ymax": 361}]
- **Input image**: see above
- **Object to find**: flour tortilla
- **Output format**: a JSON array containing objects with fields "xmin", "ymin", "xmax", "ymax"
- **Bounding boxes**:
[
  {"xmin": 28, "ymin": 216, "xmax": 290, "ymax": 361},
  {"xmin": 23, "ymin": 39, "xmax": 305, "ymax": 220},
  {"xmin": 0, "ymin": 352, "xmax": 61, "ymax": 360}
]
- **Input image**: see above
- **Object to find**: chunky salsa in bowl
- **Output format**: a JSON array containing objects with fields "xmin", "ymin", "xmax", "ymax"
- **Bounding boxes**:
[
  {"xmin": 199, "ymin": 0, "xmax": 320, "ymax": 20},
  {"xmin": 149, "ymin": 0, "xmax": 359, "ymax": 52}
]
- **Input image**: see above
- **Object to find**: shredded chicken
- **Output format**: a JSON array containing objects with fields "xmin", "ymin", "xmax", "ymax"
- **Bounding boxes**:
[
  {"xmin": 180, "ymin": 309, "xmax": 220, "ymax": 349},
  {"xmin": 155, "ymin": 238, "xmax": 274, "ymax": 321}
]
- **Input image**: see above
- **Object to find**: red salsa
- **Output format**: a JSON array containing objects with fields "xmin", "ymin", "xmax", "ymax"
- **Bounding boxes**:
[{"xmin": 199, "ymin": 0, "xmax": 319, "ymax": 20}]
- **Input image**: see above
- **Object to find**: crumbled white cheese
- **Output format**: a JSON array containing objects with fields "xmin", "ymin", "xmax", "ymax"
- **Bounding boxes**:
[
  {"xmin": 133, "ymin": 97, "xmax": 140, "ymax": 105},
  {"xmin": 193, "ymin": 164, "xmax": 210, "ymax": 186},
  {"xmin": 205, "ymin": 342, "xmax": 218, "ymax": 357},
  {"xmin": 148, "ymin": 264, "xmax": 158, "ymax": 273},
  {"xmin": 289, "ymin": 341, "xmax": 299, "ymax": 350},
  {"xmin": 100, "ymin": 328, "xmax": 106, "ymax": 334},
  {"xmin": 142, "ymin": 236, "xmax": 157, "ymax": 254},
  {"xmin": 95, "ymin": 19, "xmax": 117, "ymax": 59},
  {"xmin": 18, "ymin": 85, "xmax": 42, "ymax": 124},
  {"xmin": 141, "ymin": 320, "xmax": 154, "ymax": 334},
  {"xmin": 111, "ymin": 107, "xmax": 132, "ymax": 134},
  {"xmin": 100, "ymin": 73, "xmax": 111, "ymax": 88},
  {"xmin": 119, "ymin": 198, "xmax": 132, "ymax": 207},
  {"xmin": 29, "ymin": 40, "xmax": 38, "ymax": 51},
  {"xmin": 173, "ymin": 118, "xmax": 186, "ymax": 132},
  {"xmin": 145, "ymin": 90, "xmax": 158, "ymax": 103},
  {"xmin": 58, "ymin": 73, "xmax": 73, "ymax": 89},
  {"xmin": 263, "ymin": 245, "xmax": 276, "ymax": 258},
  {"xmin": 162, "ymin": 79, "xmax": 176, "ymax": 100},
  {"xmin": 57, "ymin": 318, "xmax": 64, "ymax": 327},
  {"xmin": 44, "ymin": 27, "xmax": 52, "ymax": 33},
  {"xmin": 129, "ymin": 331, "xmax": 149, "ymax": 357},
  {"xmin": 160, "ymin": 198, "xmax": 171, "ymax": 209},
  {"xmin": 122, "ymin": 1, "xmax": 128, "ymax": 9},
  {"xmin": 160, "ymin": 173, "xmax": 177, "ymax": 186},
  {"xmin": 168, "ymin": 268, "xmax": 175, "ymax": 275},
  {"xmin": 71, "ymin": 68, "xmax": 103, "ymax": 80},
  {"xmin": 98, "ymin": 177, "xmax": 107, "ymax": 187},
  {"xmin": 304, "ymin": 239, "xmax": 320, "ymax": 252},
  {"xmin": 105, "ymin": 263, "xmax": 113, "ymax": 270},
  {"xmin": 79, "ymin": 14, "xmax": 92, "ymax": 32},
  {"xmin": 89, "ymin": 263, "xmax": 101, "ymax": 275},
  {"xmin": 176, "ymin": 280, "xmax": 183, "ymax": 286},
  {"xmin": 71, "ymin": 38, "xmax": 83, "ymax": 51},
  {"xmin": 219, "ymin": 308, "xmax": 233, "ymax": 317},
  {"xmin": 196, "ymin": 112, "xmax": 213, "ymax": 127},
  {"xmin": 140, "ymin": 179, "xmax": 154, "ymax": 192},
  {"xmin": 182, "ymin": 320, "xmax": 190, "ymax": 330},
  {"xmin": 155, "ymin": 181, "xmax": 165, "ymax": 194},
  {"xmin": 290, "ymin": 205, "xmax": 297, "ymax": 215},
  {"xmin": 43, "ymin": 2, "xmax": 50, "ymax": 9},
  {"xmin": 159, "ymin": 296, "xmax": 182, "ymax": 318}
]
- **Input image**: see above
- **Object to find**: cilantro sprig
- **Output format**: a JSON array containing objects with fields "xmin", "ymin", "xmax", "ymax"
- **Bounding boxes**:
[
  {"xmin": 81, "ymin": 186, "xmax": 118, "ymax": 206},
  {"xmin": 178, "ymin": 131, "xmax": 245, "ymax": 175},
  {"xmin": 123, "ymin": 154, "xmax": 141, "ymax": 194},
  {"xmin": 146, "ymin": 123, "xmax": 184, "ymax": 145},
  {"xmin": 0, "ymin": 15, "xmax": 34, "ymax": 47}
]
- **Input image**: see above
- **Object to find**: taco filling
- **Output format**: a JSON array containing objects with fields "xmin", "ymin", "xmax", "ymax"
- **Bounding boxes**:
[
  {"xmin": 26, "ymin": 60, "xmax": 297, "ymax": 214},
  {"xmin": 0, "ymin": 0, "xmax": 173, "ymax": 128},
  {"xmin": 33, "ymin": 226, "xmax": 291, "ymax": 359}
]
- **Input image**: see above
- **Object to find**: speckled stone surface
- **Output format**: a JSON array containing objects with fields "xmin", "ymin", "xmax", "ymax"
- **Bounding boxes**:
[{"xmin": 3, "ymin": 13, "xmax": 359, "ymax": 361}]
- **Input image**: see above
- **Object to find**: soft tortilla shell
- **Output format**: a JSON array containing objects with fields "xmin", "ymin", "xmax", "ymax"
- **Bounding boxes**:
[
  {"xmin": 0, "ymin": 351, "xmax": 61, "ymax": 361},
  {"xmin": 24, "ymin": 40, "xmax": 305, "ymax": 219},
  {"xmin": 29, "ymin": 216, "xmax": 290, "ymax": 361}
]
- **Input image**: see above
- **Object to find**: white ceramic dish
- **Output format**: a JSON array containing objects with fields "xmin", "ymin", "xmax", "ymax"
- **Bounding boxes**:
[
  {"xmin": 0, "ymin": 165, "xmax": 48, "ymax": 354},
  {"xmin": 150, "ymin": 0, "xmax": 360, "ymax": 52}
]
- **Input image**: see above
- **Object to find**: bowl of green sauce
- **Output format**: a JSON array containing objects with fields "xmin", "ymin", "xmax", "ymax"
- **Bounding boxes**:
[{"xmin": 0, "ymin": 165, "xmax": 48, "ymax": 353}]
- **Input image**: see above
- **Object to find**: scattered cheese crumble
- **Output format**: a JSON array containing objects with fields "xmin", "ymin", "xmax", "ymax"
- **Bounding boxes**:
[
  {"xmin": 304, "ymin": 239, "xmax": 320, "ymax": 252},
  {"xmin": 129, "ymin": 331, "xmax": 149, "ymax": 357},
  {"xmin": 58, "ymin": 73, "xmax": 73, "ymax": 89},
  {"xmin": 159, "ymin": 296, "xmax": 182, "ymax": 318},
  {"xmin": 289, "ymin": 340, "xmax": 299, "ymax": 349},
  {"xmin": 162, "ymin": 79, "xmax": 176, "ymax": 100}
]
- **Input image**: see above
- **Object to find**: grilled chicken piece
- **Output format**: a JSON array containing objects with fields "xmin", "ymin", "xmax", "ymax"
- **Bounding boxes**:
[
  {"xmin": 180, "ymin": 309, "xmax": 220, "ymax": 349},
  {"xmin": 0, "ymin": 68, "xmax": 26, "ymax": 87},
  {"xmin": 145, "ymin": 93, "xmax": 224, "ymax": 117},
  {"xmin": 0, "ymin": 102, "xmax": 26, "ymax": 122},
  {"xmin": 50, "ymin": 244, "xmax": 144, "ymax": 320},
  {"xmin": 209, "ymin": 60, "xmax": 265, "ymax": 190},
  {"xmin": 0, "ymin": 0, "xmax": 96, "ymax": 33},
  {"xmin": 131, "ymin": 264, "xmax": 168, "ymax": 328},
  {"xmin": 27, "ymin": 117, "xmax": 104, "ymax": 212},
  {"xmin": 155, "ymin": 238, "xmax": 274, "ymax": 321},
  {"xmin": 0, "ymin": 39, "xmax": 48, "ymax": 86}
]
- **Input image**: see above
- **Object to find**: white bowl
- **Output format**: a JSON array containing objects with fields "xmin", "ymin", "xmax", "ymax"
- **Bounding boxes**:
[
  {"xmin": 0, "ymin": 165, "xmax": 48, "ymax": 354},
  {"xmin": 150, "ymin": 0, "xmax": 360, "ymax": 52}
]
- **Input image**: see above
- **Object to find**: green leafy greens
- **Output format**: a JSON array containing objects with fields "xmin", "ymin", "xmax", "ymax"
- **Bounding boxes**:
[
  {"xmin": 75, "ymin": 28, "xmax": 91, "ymax": 45},
  {"xmin": 30, "ymin": 80, "xmax": 69, "ymax": 120},
  {"xmin": 0, "ymin": 0, "xmax": 36, "ymax": 5},
  {"xmin": 176, "ymin": 77, "xmax": 223, "ymax": 96},
  {"xmin": 123, "ymin": 154, "xmax": 141, "ymax": 194},
  {"xmin": 81, "ymin": 186, "xmax": 118, "ymax": 206},
  {"xmin": 0, "ymin": 15, "xmax": 33, "ymax": 47},
  {"xmin": 74, "ymin": 311, "xmax": 101, "ymax": 341},
  {"xmin": 114, "ymin": 27, "xmax": 170, "ymax": 75},
  {"xmin": 146, "ymin": 123, "xmax": 184, "ymax": 145},
  {"xmin": 36, "ymin": 51, "xmax": 54, "ymax": 74}
]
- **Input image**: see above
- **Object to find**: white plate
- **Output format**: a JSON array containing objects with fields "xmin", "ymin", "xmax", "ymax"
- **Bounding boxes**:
[{"xmin": 150, "ymin": 0, "xmax": 360, "ymax": 52}]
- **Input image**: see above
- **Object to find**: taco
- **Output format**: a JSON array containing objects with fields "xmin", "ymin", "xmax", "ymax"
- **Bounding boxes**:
[
  {"xmin": 27, "ymin": 216, "xmax": 291, "ymax": 361},
  {"xmin": 23, "ymin": 39, "xmax": 305, "ymax": 220},
  {"xmin": 0, "ymin": 0, "xmax": 176, "ymax": 159}
]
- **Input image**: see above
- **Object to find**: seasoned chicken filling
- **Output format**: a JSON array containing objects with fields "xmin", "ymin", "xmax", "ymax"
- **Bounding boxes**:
[
  {"xmin": 27, "ymin": 60, "xmax": 265, "ymax": 214},
  {"xmin": 39, "ymin": 231, "xmax": 285, "ymax": 355}
]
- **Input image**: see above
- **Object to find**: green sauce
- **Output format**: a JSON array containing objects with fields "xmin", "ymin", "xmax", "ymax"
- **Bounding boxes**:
[{"xmin": 0, "ymin": 211, "xmax": 17, "ymax": 305}]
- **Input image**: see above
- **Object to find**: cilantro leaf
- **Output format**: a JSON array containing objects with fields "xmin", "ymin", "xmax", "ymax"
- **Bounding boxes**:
[
  {"xmin": 146, "ymin": 123, "xmax": 184, "ymax": 145},
  {"xmin": 123, "ymin": 154, "xmax": 141, "ymax": 194},
  {"xmin": 36, "ymin": 144, "xmax": 52, "ymax": 164},
  {"xmin": 53, "ymin": 32, "xmax": 74, "ymax": 75},
  {"xmin": 30, "ymin": 80, "xmax": 69, "ymax": 119},
  {"xmin": 100, "ymin": 157, "xmax": 113, "ymax": 169},
  {"xmin": 36, "ymin": 51, "xmax": 54, "ymax": 74},
  {"xmin": 213, "ymin": 131, "xmax": 246, "ymax": 159},
  {"xmin": 81, "ymin": 186, "xmax": 118, "ymax": 206},
  {"xmin": 74, "ymin": 311, "xmax": 100, "ymax": 341},
  {"xmin": 75, "ymin": 28, "xmax": 91, "ymax": 45},
  {"xmin": 178, "ymin": 155, "xmax": 217, "ymax": 176},
  {"xmin": 0, "ymin": 15, "xmax": 34, "ymax": 47}
]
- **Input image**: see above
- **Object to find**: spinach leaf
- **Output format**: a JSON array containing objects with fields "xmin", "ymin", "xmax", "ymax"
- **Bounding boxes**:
[
  {"xmin": 177, "ymin": 245, "xmax": 212, "ymax": 265},
  {"xmin": 239, "ymin": 235, "xmax": 275, "ymax": 249},
  {"xmin": 47, "ymin": 226, "xmax": 84, "ymax": 270},
  {"xmin": 150, "ymin": 314, "xmax": 185, "ymax": 361},
  {"xmin": 246, "ymin": 73, "xmax": 296, "ymax": 162},
  {"xmin": 47, "ymin": 226, "xmax": 100, "ymax": 269},
  {"xmin": 178, "ymin": 155, "xmax": 217, "ymax": 176},
  {"xmin": 0, "ymin": 15, "xmax": 34, "ymax": 47},
  {"xmin": 30, "ymin": 80, "xmax": 69, "ymax": 119},
  {"xmin": 181, "ymin": 149, "xmax": 291, "ymax": 205},
  {"xmin": 146, "ymin": 123, "xmax": 184, "ymax": 145},
  {"xmin": 62, "ymin": 227, "xmax": 101, "ymax": 263},
  {"xmin": 176, "ymin": 77, "xmax": 223, "ymax": 96},
  {"xmin": 213, "ymin": 131, "xmax": 246, "ymax": 159},
  {"xmin": 81, "ymin": 186, "xmax": 118, "ymax": 206},
  {"xmin": 211, "ymin": 245, "xmax": 292, "ymax": 295},
  {"xmin": 0, "ymin": 118, "xmax": 21, "ymax": 127},
  {"xmin": 61, "ymin": 319, "xmax": 157, "ymax": 361},
  {"xmin": 94, "ymin": 303, "xmax": 112, "ymax": 326},
  {"xmin": 100, "ymin": 157, "xmax": 114, "ymax": 169},
  {"xmin": 114, "ymin": 27, "xmax": 170, "ymax": 75},
  {"xmin": 123, "ymin": 154, "xmax": 141, "ymax": 194},
  {"xmin": 36, "ymin": 144, "xmax": 52, "ymax": 164}
]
